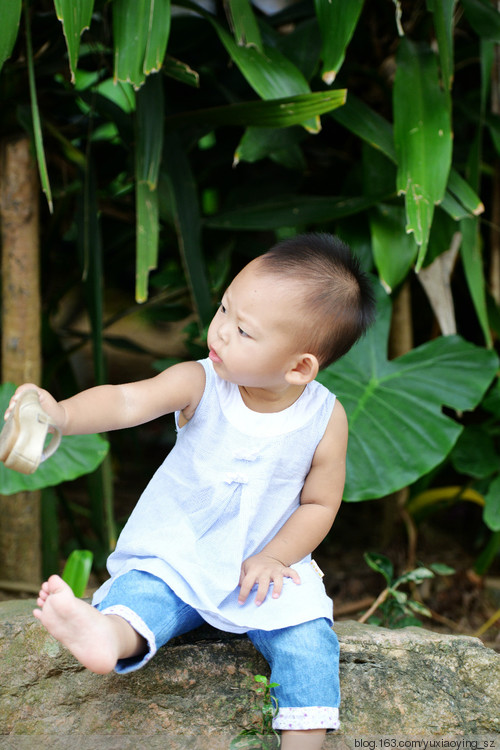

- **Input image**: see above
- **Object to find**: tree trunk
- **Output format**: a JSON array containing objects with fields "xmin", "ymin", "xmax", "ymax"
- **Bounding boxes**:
[
  {"xmin": 389, "ymin": 280, "xmax": 414, "ymax": 359},
  {"xmin": 384, "ymin": 282, "xmax": 414, "ymax": 558},
  {"xmin": 0, "ymin": 135, "xmax": 42, "ymax": 586}
]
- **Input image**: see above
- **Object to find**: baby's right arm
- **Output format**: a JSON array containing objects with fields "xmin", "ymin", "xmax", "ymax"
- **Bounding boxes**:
[{"xmin": 4, "ymin": 361, "xmax": 206, "ymax": 436}]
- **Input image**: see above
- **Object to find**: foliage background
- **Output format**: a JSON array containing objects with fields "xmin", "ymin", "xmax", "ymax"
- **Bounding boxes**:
[{"xmin": 0, "ymin": 0, "xmax": 499, "ymax": 595}]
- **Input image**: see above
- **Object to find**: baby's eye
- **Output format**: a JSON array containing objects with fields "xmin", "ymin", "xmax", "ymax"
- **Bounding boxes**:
[{"xmin": 238, "ymin": 327, "xmax": 250, "ymax": 338}]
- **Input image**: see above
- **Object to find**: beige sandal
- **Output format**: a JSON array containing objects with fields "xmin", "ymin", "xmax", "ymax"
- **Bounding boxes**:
[{"xmin": 0, "ymin": 390, "xmax": 62, "ymax": 475}]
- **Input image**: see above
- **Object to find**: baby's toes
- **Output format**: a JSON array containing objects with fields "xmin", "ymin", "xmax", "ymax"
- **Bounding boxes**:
[{"xmin": 37, "ymin": 584, "xmax": 50, "ymax": 602}]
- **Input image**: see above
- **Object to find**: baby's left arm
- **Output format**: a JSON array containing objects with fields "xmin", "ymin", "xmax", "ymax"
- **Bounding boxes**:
[{"xmin": 238, "ymin": 399, "xmax": 348, "ymax": 606}]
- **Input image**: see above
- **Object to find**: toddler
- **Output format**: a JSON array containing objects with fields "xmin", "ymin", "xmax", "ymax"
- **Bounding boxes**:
[{"xmin": 4, "ymin": 233, "xmax": 375, "ymax": 750}]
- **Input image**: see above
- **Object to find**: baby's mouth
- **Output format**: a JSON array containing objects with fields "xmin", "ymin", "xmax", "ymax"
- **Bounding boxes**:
[{"xmin": 209, "ymin": 348, "xmax": 222, "ymax": 364}]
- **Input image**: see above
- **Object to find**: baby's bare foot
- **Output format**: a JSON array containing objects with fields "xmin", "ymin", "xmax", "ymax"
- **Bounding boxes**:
[{"xmin": 33, "ymin": 575, "xmax": 123, "ymax": 674}]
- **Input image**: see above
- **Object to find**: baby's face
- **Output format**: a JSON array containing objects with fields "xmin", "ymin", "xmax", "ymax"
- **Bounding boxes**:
[{"xmin": 206, "ymin": 259, "xmax": 306, "ymax": 390}]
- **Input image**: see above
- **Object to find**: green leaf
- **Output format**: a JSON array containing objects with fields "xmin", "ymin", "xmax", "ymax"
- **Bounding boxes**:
[
  {"xmin": 395, "ymin": 567, "xmax": 435, "ymax": 586},
  {"xmin": 480, "ymin": 38, "xmax": 495, "ymax": 112},
  {"xmin": 460, "ymin": 216, "xmax": 492, "ymax": 348},
  {"xmin": 0, "ymin": 385, "xmax": 109, "ymax": 495},
  {"xmin": 113, "ymin": 0, "xmax": 170, "ymax": 89},
  {"xmin": 484, "ymin": 475, "xmax": 500, "ymax": 532},
  {"xmin": 163, "ymin": 54, "xmax": 199, "ymax": 88},
  {"xmin": 0, "ymin": 432, "xmax": 109, "ymax": 495},
  {"xmin": 331, "ymin": 95, "xmax": 483, "ymax": 221},
  {"xmin": 78, "ymin": 89, "xmax": 134, "ymax": 147},
  {"xmin": 394, "ymin": 38, "xmax": 453, "ymax": 269},
  {"xmin": 440, "ymin": 191, "xmax": 470, "ymax": 221},
  {"xmin": 166, "ymin": 90, "xmax": 347, "ymax": 130},
  {"xmin": 429, "ymin": 563, "xmax": 455, "ymax": 575},
  {"xmin": 364, "ymin": 552, "xmax": 393, "ymax": 584},
  {"xmin": 393, "ymin": 615, "xmax": 424, "ymax": 628},
  {"xmin": 190, "ymin": 3, "xmax": 319, "ymax": 132},
  {"xmin": 136, "ymin": 74, "xmax": 163, "ymax": 189},
  {"xmin": 225, "ymin": 0, "xmax": 263, "ymax": 50},
  {"xmin": 135, "ymin": 74, "xmax": 163, "ymax": 302},
  {"xmin": 234, "ymin": 126, "xmax": 306, "ymax": 170},
  {"xmin": 205, "ymin": 192, "xmax": 391, "ymax": 230},
  {"xmin": 424, "ymin": 206, "xmax": 457, "ymax": 266},
  {"xmin": 62, "ymin": 550, "xmax": 93, "ymax": 598},
  {"xmin": 215, "ymin": 25, "xmax": 308, "ymax": 99},
  {"xmin": 370, "ymin": 204, "xmax": 419, "ymax": 291},
  {"xmin": 114, "ymin": 0, "xmax": 148, "ymax": 87},
  {"xmin": 96, "ymin": 78, "xmax": 135, "ymax": 113},
  {"xmin": 483, "ymin": 380, "xmax": 500, "ymax": 417},
  {"xmin": 161, "ymin": 131, "xmax": 213, "ymax": 328},
  {"xmin": 135, "ymin": 180, "xmax": 159, "ymax": 303},
  {"xmin": 254, "ymin": 674, "xmax": 268, "ymax": 684},
  {"xmin": 407, "ymin": 600, "xmax": 432, "ymax": 617},
  {"xmin": 451, "ymin": 424, "xmax": 499, "ymax": 478},
  {"xmin": 24, "ymin": 0, "xmax": 52, "ymax": 212},
  {"xmin": 461, "ymin": 0, "xmax": 500, "ymax": 41},
  {"xmin": 0, "ymin": 0, "xmax": 22, "ymax": 74},
  {"xmin": 331, "ymin": 93, "xmax": 397, "ymax": 162},
  {"xmin": 314, "ymin": 0, "xmax": 365, "ymax": 84},
  {"xmin": 143, "ymin": 0, "xmax": 171, "ymax": 74},
  {"xmin": 392, "ymin": 589, "xmax": 408, "ymax": 605},
  {"xmin": 276, "ymin": 16, "xmax": 322, "ymax": 82},
  {"xmin": 317, "ymin": 289, "xmax": 499, "ymax": 501},
  {"xmin": 53, "ymin": 0, "xmax": 94, "ymax": 83},
  {"xmin": 445, "ymin": 168, "xmax": 484, "ymax": 218},
  {"xmin": 426, "ymin": 0, "xmax": 456, "ymax": 90}
]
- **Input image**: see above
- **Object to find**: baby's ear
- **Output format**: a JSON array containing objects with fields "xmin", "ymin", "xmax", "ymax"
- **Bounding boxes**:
[{"xmin": 286, "ymin": 353, "xmax": 319, "ymax": 385}]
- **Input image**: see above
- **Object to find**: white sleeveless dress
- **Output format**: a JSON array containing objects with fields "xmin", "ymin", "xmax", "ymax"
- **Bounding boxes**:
[{"xmin": 92, "ymin": 359, "xmax": 336, "ymax": 633}]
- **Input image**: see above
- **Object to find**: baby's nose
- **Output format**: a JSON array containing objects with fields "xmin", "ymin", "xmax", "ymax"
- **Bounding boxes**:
[{"xmin": 217, "ymin": 321, "xmax": 230, "ymax": 342}]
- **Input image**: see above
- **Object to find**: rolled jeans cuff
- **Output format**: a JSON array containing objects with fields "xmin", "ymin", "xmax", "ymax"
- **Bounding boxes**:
[
  {"xmin": 273, "ymin": 706, "xmax": 340, "ymax": 731},
  {"xmin": 99, "ymin": 604, "xmax": 156, "ymax": 673}
]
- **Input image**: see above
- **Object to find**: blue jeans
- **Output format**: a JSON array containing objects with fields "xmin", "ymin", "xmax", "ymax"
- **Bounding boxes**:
[{"xmin": 95, "ymin": 570, "xmax": 340, "ymax": 731}]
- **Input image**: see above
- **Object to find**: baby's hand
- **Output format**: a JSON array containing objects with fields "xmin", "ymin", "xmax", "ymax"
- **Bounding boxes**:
[
  {"xmin": 238, "ymin": 553, "xmax": 301, "ymax": 607},
  {"xmin": 4, "ymin": 384, "xmax": 65, "ymax": 431}
]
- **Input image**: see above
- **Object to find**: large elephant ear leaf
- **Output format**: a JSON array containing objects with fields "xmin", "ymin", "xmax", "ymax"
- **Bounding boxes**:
[
  {"xmin": 317, "ymin": 289, "xmax": 499, "ymax": 501},
  {"xmin": 0, "ymin": 384, "xmax": 109, "ymax": 495},
  {"xmin": 0, "ymin": 0, "xmax": 22, "ymax": 75}
]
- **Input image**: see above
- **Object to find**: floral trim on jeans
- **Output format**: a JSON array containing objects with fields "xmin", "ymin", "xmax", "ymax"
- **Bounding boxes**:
[
  {"xmin": 273, "ymin": 706, "xmax": 340, "ymax": 731},
  {"xmin": 100, "ymin": 604, "xmax": 156, "ymax": 672}
]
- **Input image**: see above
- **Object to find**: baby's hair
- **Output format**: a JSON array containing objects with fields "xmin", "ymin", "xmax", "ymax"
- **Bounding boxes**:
[{"xmin": 259, "ymin": 233, "xmax": 376, "ymax": 369}]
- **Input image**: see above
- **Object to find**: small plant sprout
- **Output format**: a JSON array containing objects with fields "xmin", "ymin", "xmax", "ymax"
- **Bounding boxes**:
[
  {"xmin": 230, "ymin": 674, "xmax": 280, "ymax": 749},
  {"xmin": 359, "ymin": 552, "xmax": 455, "ymax": 628}
]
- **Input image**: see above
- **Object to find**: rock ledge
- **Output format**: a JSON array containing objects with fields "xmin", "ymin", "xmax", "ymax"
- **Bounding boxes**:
[{"xmin": 0, "ymin": 599, "xmax": 498, "ymax": 747}]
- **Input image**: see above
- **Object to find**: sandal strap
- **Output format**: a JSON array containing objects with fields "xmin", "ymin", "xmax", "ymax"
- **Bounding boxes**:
[{"xmin": 36, "ymin": 414, "xmax": 62, "ymax": 461}]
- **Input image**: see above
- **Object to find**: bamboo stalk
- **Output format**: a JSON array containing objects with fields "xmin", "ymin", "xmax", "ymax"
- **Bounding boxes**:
[{"xmin": 0, "ymin": 135, "xmax": 42, "ymax": 585}]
